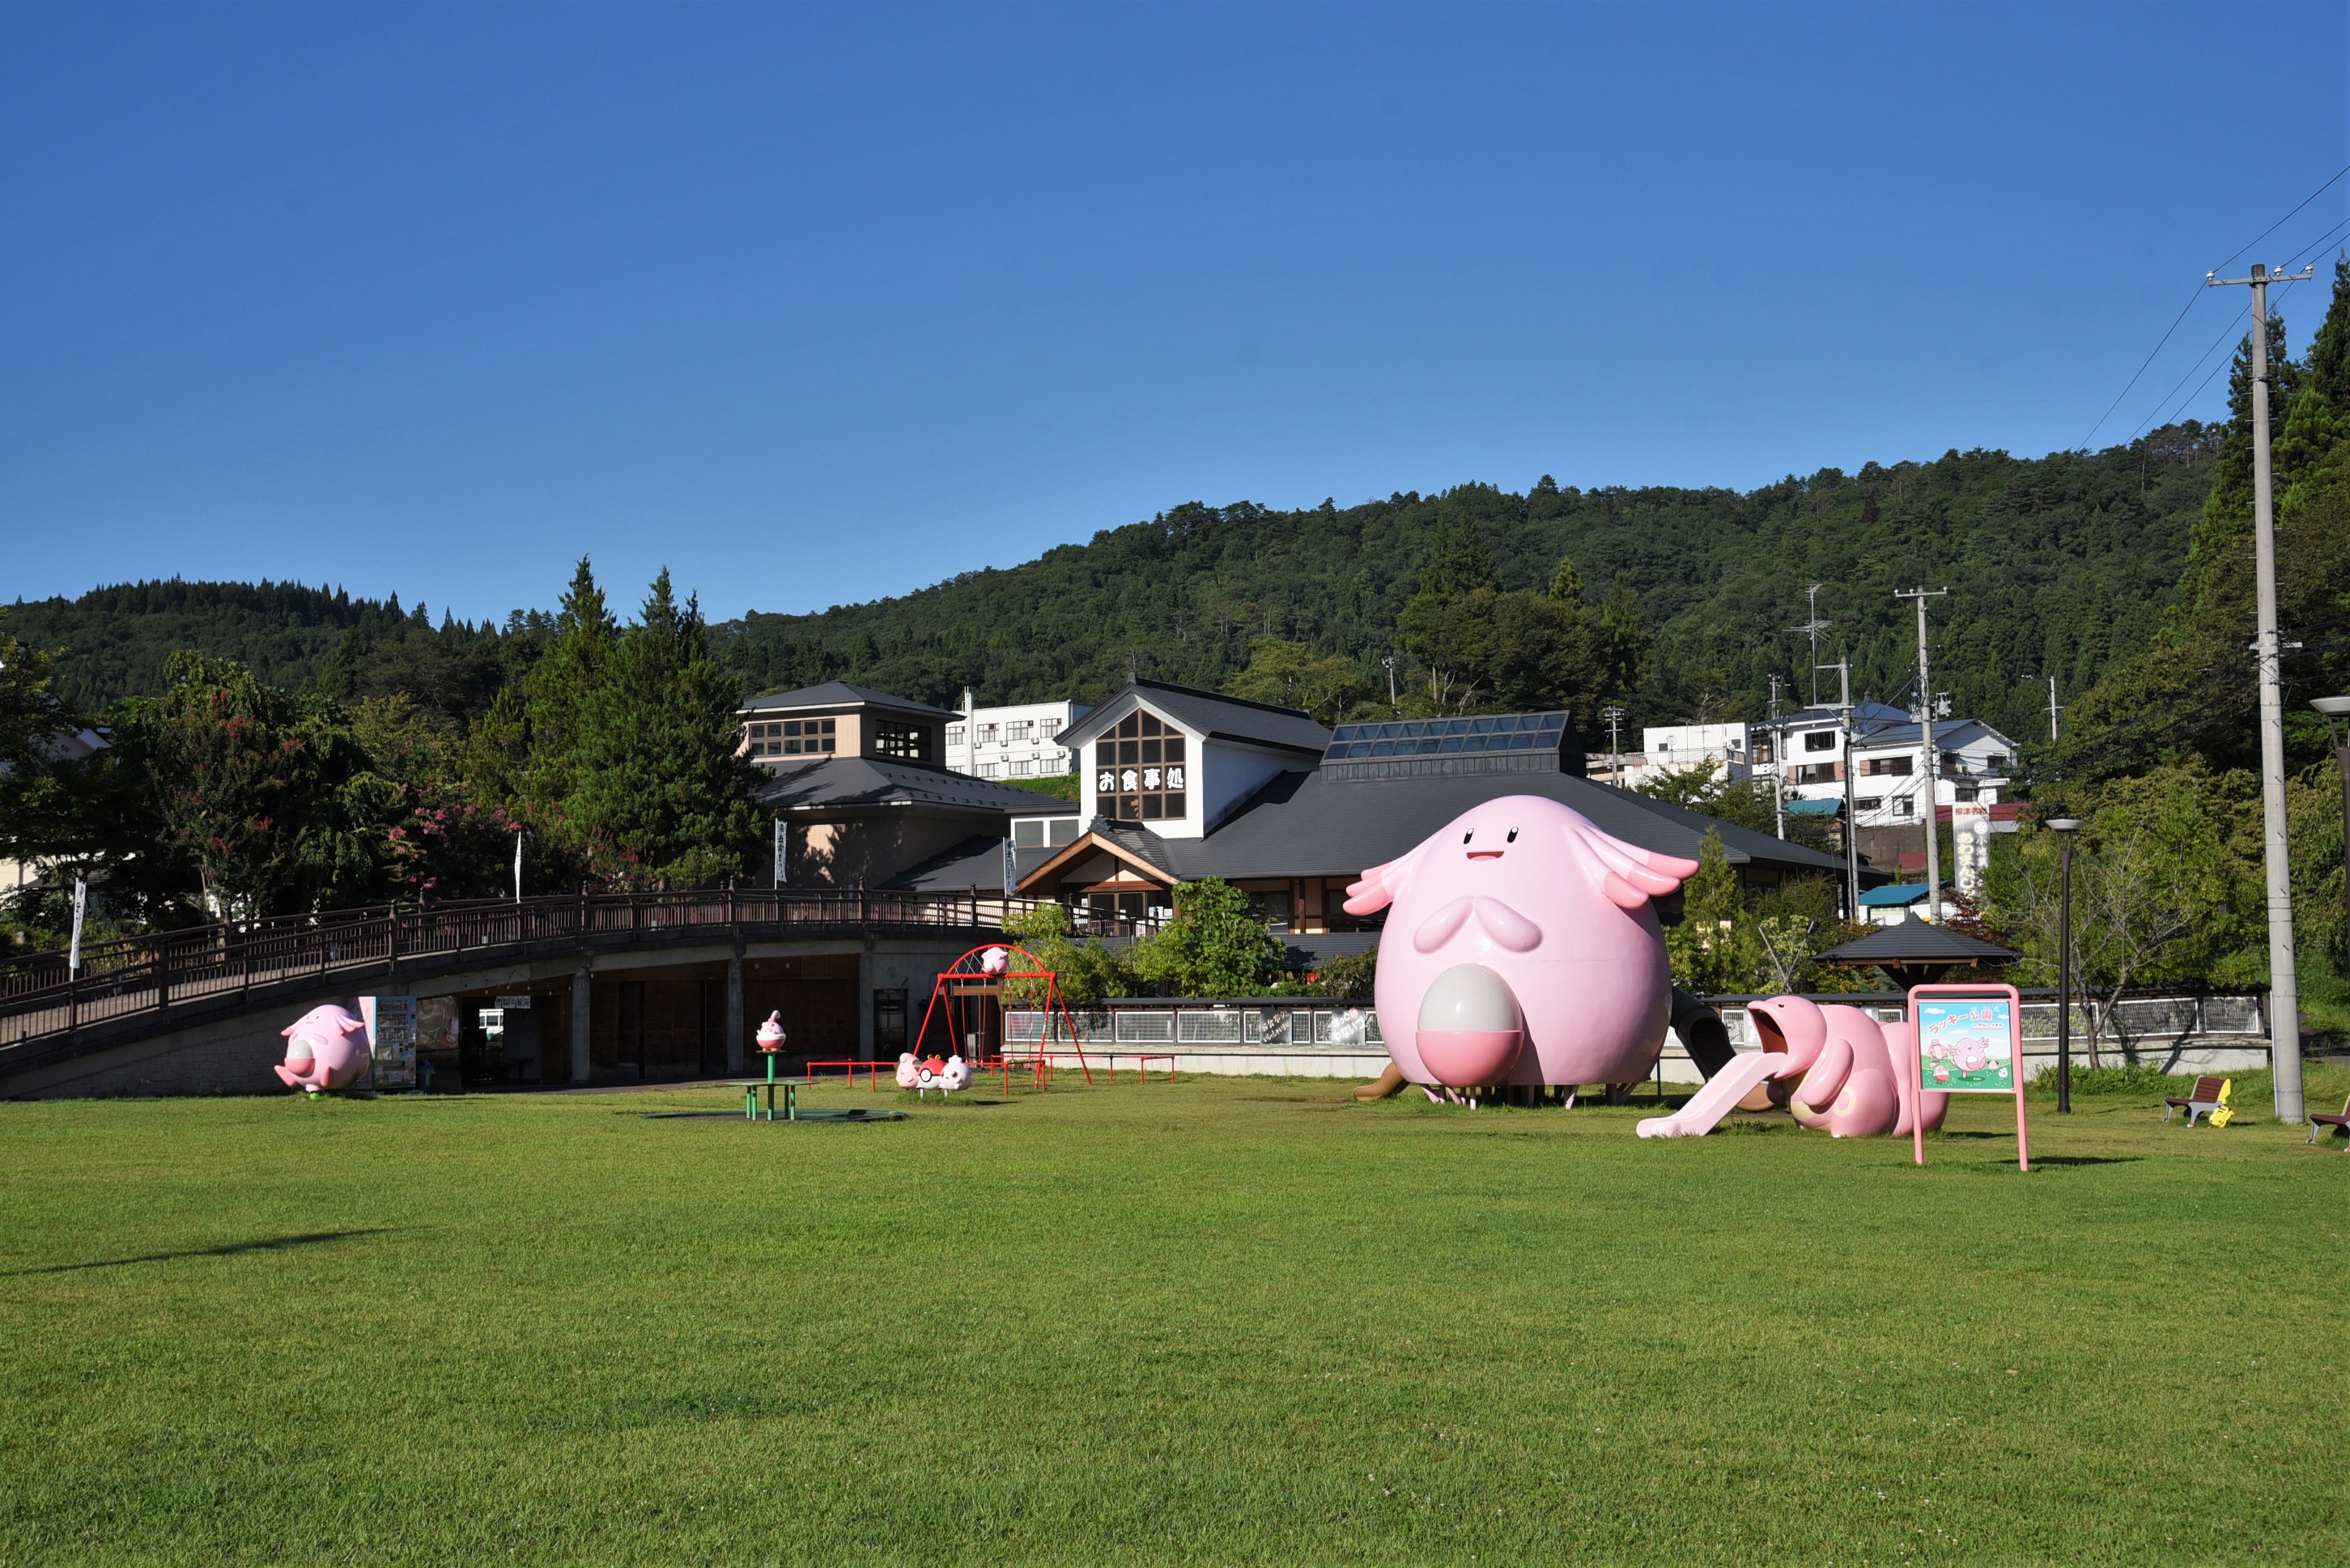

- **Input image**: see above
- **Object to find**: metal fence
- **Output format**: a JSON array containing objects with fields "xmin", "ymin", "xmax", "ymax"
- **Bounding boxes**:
[{"xmin": 1006, "ymin": 1001, "xmax": 1383, "ymax": 1051}]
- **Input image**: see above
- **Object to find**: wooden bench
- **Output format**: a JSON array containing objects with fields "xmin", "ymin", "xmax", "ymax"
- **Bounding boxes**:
[
  {"xmin": 2163, "ymin": 1076, "xmax": 2229, "ymax": 1126},
  {"xmin": 2309, "ymin": 1092, "xmax": 2350, "ymax": 1148}
]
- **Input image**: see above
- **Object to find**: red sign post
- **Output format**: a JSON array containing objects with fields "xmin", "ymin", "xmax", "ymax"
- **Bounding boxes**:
[{"xmin": 1906, "ymin": 983, "xmax": 2029, "ymax": 1173}]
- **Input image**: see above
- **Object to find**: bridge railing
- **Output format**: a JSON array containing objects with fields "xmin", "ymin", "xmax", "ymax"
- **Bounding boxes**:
[{"xmin": 1, "ymin": 888, "xmax": 1121, "ymax": 1061}]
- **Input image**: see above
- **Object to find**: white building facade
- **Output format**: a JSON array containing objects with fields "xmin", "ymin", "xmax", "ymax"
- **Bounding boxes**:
[{"xmin": 946, "ymin": 690, "xmax": 1091, "ymax": 780}]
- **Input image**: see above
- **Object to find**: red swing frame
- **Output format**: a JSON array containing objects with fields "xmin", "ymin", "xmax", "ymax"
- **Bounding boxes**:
[{"xmin": 911, "ymin": 944, "xmax": 1094, "ymax": 1088}]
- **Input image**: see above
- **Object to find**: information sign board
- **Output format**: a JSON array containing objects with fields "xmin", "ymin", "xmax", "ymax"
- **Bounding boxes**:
[{"xmin": 1906, "ymin": 983, "xmax": 2028, "ymax": 1171}]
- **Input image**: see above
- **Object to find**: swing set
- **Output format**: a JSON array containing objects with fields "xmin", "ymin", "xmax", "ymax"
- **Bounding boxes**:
[{"xmin": 912, "ymin": 943, "xmax": 1094, "ymax": 1088}]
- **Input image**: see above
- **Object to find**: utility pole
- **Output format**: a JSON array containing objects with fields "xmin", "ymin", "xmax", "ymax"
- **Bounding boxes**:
[
  {"xmin": 2208, "ymin": 259, "xmax": 2314, "ymax": 1123},
  {"xmin": 1834, "ymin": 656, "xmax": 1859, "ymax": 922},
  {"xmin": 2046, "ymin": 675, "xmax": 2061, "ymax": 744},
  {"xmin": 1766, "ymin": 674, "xmax": 1787, "ymax": 840},
  {"xmin": 1601, "ymin": 705, "xmax": 1626, "ymax": 786},
  {"xmin": 1897, "ymin": 588, "xmax": 1949, "ymax": 921},
  {"xmin": 1382, "ymin": 656, "xmax": 1398, "ymax": 710},
  {"xmin": 1792, "ymin": 585, "xmax": 1831, "ymax": 707}
]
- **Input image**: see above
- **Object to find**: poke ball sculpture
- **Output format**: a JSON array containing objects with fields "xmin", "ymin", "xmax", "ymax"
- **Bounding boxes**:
[
  {"xmin": 903, "ymin": 1053, "xmax": 971, "ymax": 1097},
  {"xmin": 274, "ymin": 1004, "xmax": 373, "ymax": 1094},
  {"xmin": 1342, "ymin": 797, "xmax": 1701, "ymax": 1090}
]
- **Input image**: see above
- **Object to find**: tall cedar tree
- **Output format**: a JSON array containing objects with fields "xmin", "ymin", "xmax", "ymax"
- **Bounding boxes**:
[
  {"xmin": 565, "ymin": 571, "xmax": 759, "ymax": 887},
  {"xmin": 516, "ymin": 558, "xmax": 618, "ymax": 824}
]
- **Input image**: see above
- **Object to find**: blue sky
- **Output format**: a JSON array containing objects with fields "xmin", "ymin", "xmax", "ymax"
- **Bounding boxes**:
[{"xmin": 4, "ymin": 2, "xmax": 2346, "ymax": 624}]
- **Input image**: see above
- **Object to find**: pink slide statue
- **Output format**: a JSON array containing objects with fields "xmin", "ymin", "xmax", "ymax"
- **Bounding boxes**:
[
  {"xmin": 1638, "ymin": 994, "xmax": 1948, "ymax": 1137},
  {"xmin": 1344, "ymin": 796, "xmax": 1701, "ymax": 1091},
  {"xmin": 274, "ymin": 1004, "xmax": 373, "ymax": 1094}
]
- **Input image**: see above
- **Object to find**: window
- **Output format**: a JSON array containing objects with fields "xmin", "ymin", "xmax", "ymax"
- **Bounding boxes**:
[
  {"xmin": 873, "ymin": 720, "xmax": 929, "ymax": 762},
  {"xmin": 1855, "ymin": 796, "xmax": 1884, "ymax": 813},
  {"xmin": 1987, "ymin": 754, "xmax": 2011, "ymax": 774},
  {"xmin": 1863, "ymin": 755, "xmax": 1912, "ymax": 777},
  {"xmin": 946, "ymin": 725, "xmax": 964, "ymax": 746},
  {"xmin": 873, "ymin": 989, "xmax": 908, "ymax": 1053},
  {"xmin": 978, "ymin": 723, "xmax": 1000, "ymax": 744},
  {"xmin": 1014, "ymin": 818, "xmax": 1045, "ymax": 847},
  {"xmin": 1803, "ymin": 730, "xmax": 1836, "ymax": 753},
  {"xmin": 1007, "ymin": 720, "xmax": 1033, "ymax": 742},
  {"xmin": 1792, "ymin": 763, "xmax": 1839, "ymax": 784},
  {"xmin": 1893, "ymin": 797, "xmax": 1914, "ymax": 818},
  {"xmin": 1751, "ymin": 737, "xmax": 1774, "ymax": 764},
  {"xmin": 1094, "ymin": 710, "xmax": 1188, "ymax": 821},
  {"xmin": 1043, "ymin": 717, "xmax": 1062, "ymax": 738},
  {"xmin": 1048, "ymin": 818, "xmax": 1078, "ymax": 847},
  {"xmin": 1011, "ymin": 759, "xmax": 1035, "ymax": 777},
  {"xmin": 1953, "ymin": 784, "xmax": 1980, "ymax": 803},
  {"xmin": 977, "ymin": 762, "xmax": 1001, "ymax": 779},
  {"xmin": 744, "ymin": 717, "xmax": 837, "ymax": 759}
]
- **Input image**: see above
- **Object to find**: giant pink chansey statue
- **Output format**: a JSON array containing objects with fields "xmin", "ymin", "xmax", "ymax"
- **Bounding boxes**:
[
  {"xmin": 1343, "ymin": 796, "xmax": 1701, "ymax": 1094},
  {"xmin": 274, "ymin": 1004, "xmax": 373, "ymax": 1094}
]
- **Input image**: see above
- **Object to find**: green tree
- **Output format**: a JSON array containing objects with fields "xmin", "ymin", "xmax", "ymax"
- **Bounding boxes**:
[
  {"xmin": 564, "ymin": 570, "xmax": 759, "ymax": 887},
  {"xmin": 1127, "ymin": 877, "xmax": 1284, "ymax": 996},
  {"xmin": 1665, "ymin": 830, "xmax": 1749, "ymax": 995},
  {"xmin": 112, "ymin": 653, "xmax": 379, "ymax": 919},
  {"xmin": 1224, "ymin": 638, "xmax": 1374, "ymax": 725},
  {"xmin": 1546, "ymin": 553, "xmax": 1584, "ymax": 603},
  {"xmin": 516, "ymin": 557, "xmax": 618, "ymax": 823},
  {"xmin": 1001, "ymin": 899, "xmax": 1132, "ymax": 1006}
]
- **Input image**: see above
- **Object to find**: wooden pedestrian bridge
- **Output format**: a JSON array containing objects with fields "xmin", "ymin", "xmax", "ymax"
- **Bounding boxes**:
[{"xmin": 1, "ymin": 889, "xmax": 1108, "ymax": 1098}]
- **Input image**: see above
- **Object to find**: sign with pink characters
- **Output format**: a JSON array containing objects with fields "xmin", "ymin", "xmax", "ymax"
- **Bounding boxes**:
[{"xmin": 1906, "ymin": 984, "xmax": 2029, "ymax": 1172}]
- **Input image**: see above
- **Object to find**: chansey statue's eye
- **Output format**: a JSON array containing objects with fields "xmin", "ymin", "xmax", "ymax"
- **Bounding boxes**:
[
  {"xmin": 1507, "ymin": 828, "xmax": 1519, "ymax": 843},
  {"xmin": 1463, "ymin": 831, "xmax": 1472, "ymax": 843}
]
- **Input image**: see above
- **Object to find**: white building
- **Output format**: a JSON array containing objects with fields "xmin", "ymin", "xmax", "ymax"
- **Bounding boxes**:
[{"xmin": 946, "ymin": 690, "xmax": 1090, "ymax": 780}]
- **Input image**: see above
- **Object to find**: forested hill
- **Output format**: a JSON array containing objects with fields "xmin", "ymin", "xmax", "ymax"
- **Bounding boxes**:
[
  {"xmin": 11, "ymin": 430, "xmax": 2218, "ymax": 746},
  {"xmin": 716, "ymin": 431, "xmax": 2219, "ymax": 746}
]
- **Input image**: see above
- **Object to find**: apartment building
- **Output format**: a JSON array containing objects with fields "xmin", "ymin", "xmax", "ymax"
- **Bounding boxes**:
[{"xmin": 945, "ymin": 690, "xmax": 1090, "ymax": 780}]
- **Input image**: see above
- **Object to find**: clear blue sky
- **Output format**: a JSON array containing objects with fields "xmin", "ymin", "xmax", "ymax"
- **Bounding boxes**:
[{"xmin": 4, "ymin": 2, "xmax": 2345, "ymax": 625}]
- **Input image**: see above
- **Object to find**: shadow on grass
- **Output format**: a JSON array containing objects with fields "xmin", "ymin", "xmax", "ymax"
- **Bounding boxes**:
[
  {"xmin": 6, "ymin": 1228, "xmax": 402, "ymax": 1277},
  {"xmin": 2022, "ymin": 1155, "xmax": 2144, "ymax": 1167}
]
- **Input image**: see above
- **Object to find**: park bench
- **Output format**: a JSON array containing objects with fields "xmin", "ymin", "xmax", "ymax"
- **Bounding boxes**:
[
  {"xmin": 2162, "ymin": 1076, "xmax": 2229, "ymax": 1127},
  {"xmin": 2308, "ymin": 1091, "xmax": 2350, "ymax": 1149}
]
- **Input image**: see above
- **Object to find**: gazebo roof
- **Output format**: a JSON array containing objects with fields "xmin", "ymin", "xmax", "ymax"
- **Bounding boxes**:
[{"xmin": 1817, "ymin": 916, "xmax": 2018, "ymax": 967}]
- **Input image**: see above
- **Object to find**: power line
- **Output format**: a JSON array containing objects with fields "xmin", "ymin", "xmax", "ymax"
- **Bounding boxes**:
[
  {"xmin": 2084, "ymin": 166, "xmax": 2348, "ymax": 450},
  {"xmin": 2210, "ymin": 164, "xmax": 2349, "ymax": 274}
]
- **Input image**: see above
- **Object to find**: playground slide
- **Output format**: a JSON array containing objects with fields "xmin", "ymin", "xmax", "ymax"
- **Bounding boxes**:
[{"xmin": 1634, "ymin": 1051, "xmax": 1783, "ymax": 1138}]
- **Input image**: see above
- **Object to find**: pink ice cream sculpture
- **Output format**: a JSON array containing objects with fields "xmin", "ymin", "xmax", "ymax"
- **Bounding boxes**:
[
  {"xmin": 274, "ymin": 1004, "xmax": 372, "ymax": 1094},
  {"xmin": 755, "ymin": 1012, "xmax": 787, "ymax": 1052},
  {"xmin": 1744, "ymin": 995, "xmax": 1949, "ymax": 1137},
  {"xmin": 1343, "ymin": 797, "xmax": 1701, "ymax": 1090}
]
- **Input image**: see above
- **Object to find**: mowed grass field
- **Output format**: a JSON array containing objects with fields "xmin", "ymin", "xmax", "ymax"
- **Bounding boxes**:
[{"xmin": 3, "ymin": 1068, "xmax": 2346, "ymax": 1566}]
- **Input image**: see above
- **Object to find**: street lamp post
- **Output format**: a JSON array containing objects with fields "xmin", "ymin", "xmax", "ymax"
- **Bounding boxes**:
[
  {"xmin": 2313, "ymin": 696, "xmax": 2350, "ymax": 965},
  {"xmin": 2046, "ymin": 817, "xmax": 2083, "ymax": 1115}
]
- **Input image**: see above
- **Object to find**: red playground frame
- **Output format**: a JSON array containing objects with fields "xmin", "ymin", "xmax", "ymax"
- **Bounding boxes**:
[{"xmin": 912, "ymin": 944, "xmax": 1094, "ymax": 1088}]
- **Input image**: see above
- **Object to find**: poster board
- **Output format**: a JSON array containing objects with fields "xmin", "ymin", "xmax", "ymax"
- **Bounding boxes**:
[
  {"xmin": 360, "ymin": 992, "xmax": 418, "ymax": 1090},
  {"xmin": 1906, "ymin": 983, "xmax": 2028, "ymax": 1171}
]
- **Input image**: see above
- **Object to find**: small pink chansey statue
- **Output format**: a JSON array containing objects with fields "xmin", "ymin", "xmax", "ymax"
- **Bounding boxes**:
[
  {"xmin": 979, "ymin": 946, "xmax": 1011, "ymax": 977},
  {"xmin": 1343, "ymin": 796, "xmax": 1701, "ymax": 1092},
  {"xmin": 755, "ymin": 1012, "xmax": 787, "ymax": 1054},
  {"xmin": 274, "ymin": 1004, "xmax": 372, "ymax": 1094}
]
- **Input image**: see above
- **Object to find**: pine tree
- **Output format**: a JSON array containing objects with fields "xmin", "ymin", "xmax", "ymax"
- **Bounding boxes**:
[
  {"xmin": 564, "ymin": 570, "xmax": 758, "ymax": 887},
  {"xmin": 1547, "ymin": 553, "xmax": 1584, "ymax": 603},
  {"xmin": 518, "ymin": 557, "xmax": 617, "ymax": 822}
]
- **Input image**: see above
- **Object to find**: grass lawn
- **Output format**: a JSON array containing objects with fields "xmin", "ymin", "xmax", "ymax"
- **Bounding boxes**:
[{"xmin": 3, "ymin": 1067, "xmax": 2346, "ymax": 1566}]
